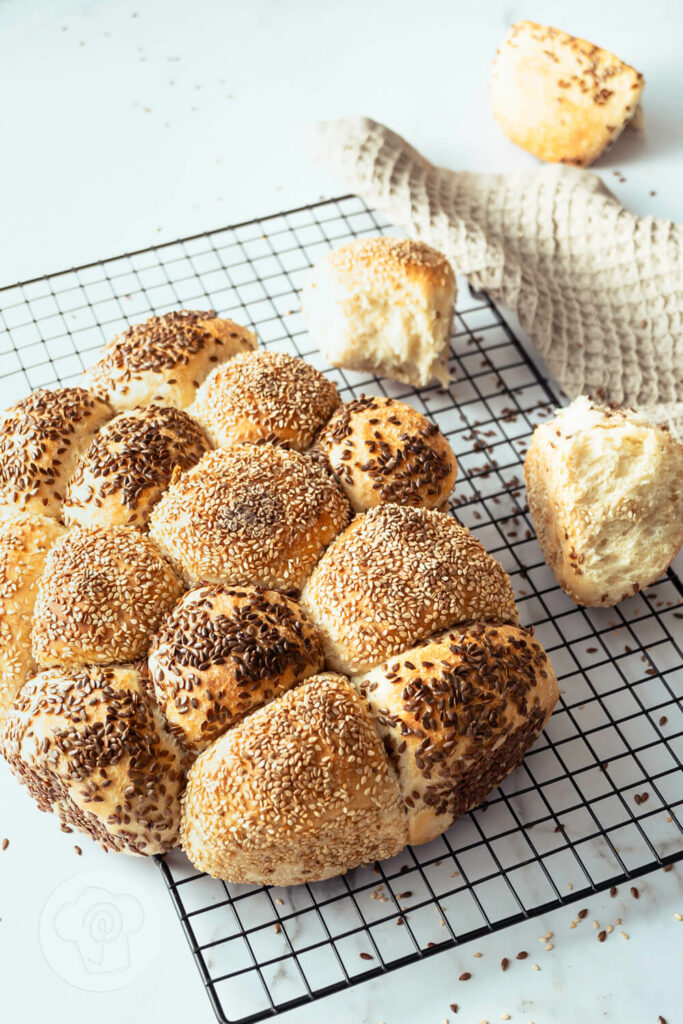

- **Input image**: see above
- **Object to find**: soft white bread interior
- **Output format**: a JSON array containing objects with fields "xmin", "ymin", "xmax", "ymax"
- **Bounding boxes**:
[
  {"xmin": 0, "ymin": 387, "xmax": 112, "ymax": 519},
  {"xmin": 180, "ymin": 672, "xmax": 408, "ymax": 885},
  {"xmin": 300, "ymin": 504, "xmax": 519, "ymax": 675},
  {"xmin": 0, "ymin": 663, "xmax": 188, "ymax": 855},
  {"xmin": 81, "ymin": 310, "xmax": 257, "ymax": 410},
  {"xmin": 490, "ymin": 21, "xmax": 645, "ymax": 167},
  {"xmin": 302, "ymin": 237, "xmax": 456, "ymax": 387},
  {"xmin": 524, "ymin": 396, "xmax": 683, "ymax": 606},
  {"xmin": 354, "ymin": 623, "xmax": 559, "ymax": 845},
  {"xmin": 0, "ymin": 512, "xmax": 65, "ymax": 721},
  {"xmin": 64, "ymin": 404, "xmax": 211, "ymax": 530},
  {"xmin": 315, "ymin": 394, "xmax": 457, "ymax": 512},
  {"xmin": 148, "ymin": 584, "xmax": 325, "ymax": 751}
]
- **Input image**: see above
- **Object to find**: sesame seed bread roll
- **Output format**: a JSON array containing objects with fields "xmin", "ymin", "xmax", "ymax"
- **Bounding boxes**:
[
  {"xmin": 180, "ymin": 672, "xmax": 408, "ymax": 885},
  {"xmin": 354, "ymin": 623, "xmax": 559, "ymax": 846},
  {"xmin": 0, "ymin": 664, "xmax": 189, "ymax": 855},
  {"xmin": 302, "ymin": 237, "xmax": 455, "ymax": 388},
  {"xmin": 189, "ymin": 350, "xmax": 340, "ymax": 451},
  {"xmin": 315, "ymin": 394, "xmax": 457, "ymax": 512},
  {"xmin": 82, "ymin": 310, "xmax": 257, "ymax": 411},
  {"xmin": 64, "ymin": 405, "xmax": 211, "ymax": 531},
  {"xmin": 300, "ymin": 505, "xmax": 519, "ymax": 676},
  {"xmin": 490, "ymin": 21, "xmax": 645, "ymax": 167},
  {"xmin": 0, "ymin": 387, "xmax": 113, "ymax": 519},
  {"xmin": 0, "ymin": 512, "xmax": 65, "ymax": 721},
  {"xmin": 32, "ymin": 524, "xmax": 183, "ymax": 667},
  {"xmin": 524, "ymin": 397, "xmax": 683, "ymax": 606},
  {"xmin": 148, "ymin": 584, "xmax": 325, "ymax": 751},
  {"xmin": 149, "ymin": 444, "xmax": 351, "ymax": 592}
]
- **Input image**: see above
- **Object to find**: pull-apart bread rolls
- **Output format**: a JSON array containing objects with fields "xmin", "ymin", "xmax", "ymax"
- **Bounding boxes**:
[
  {"xmin": 0, "ymin": 664, "xmax": 188, "ymax": 854},
  {"xmin": 148, "ymin": 584, "xmax": 325, "ymax": 751},
  {"xmin": 64, "ymin": 405, "xmax": 211, "ymax": 530},
  {"xmin": 149, "ymin": 444, "xmax": 351, "ymax": 592},
  {"xmin": 315, "ymin": 394, "xmax": 457, "ymax": 512},
  {"xmin": 82, "ymin": 310, "xmax": 257, "ymax": 410},
  {"xmin": 354, "ymin": 623, "xmax": 559, "ymax": 846},
  {"xmin": 300, "ymin": 504, "xmax": 518, "ymax": 675},
  {"xmin": 0, "ymin": 512, "xmax": 65, "ymax": 720},
  {"xmin": 490, "ymin": 21, "xmax": 644, "ymax": 167},
  {"xmin": 0, "ymin": 387, "xmax": 112, "ymax": 519},
  {"xmin": 302, "ymin": 237, "xmax": 455, "ymax": 387},
  {"xmin": 32, "ymin": 524, "xmax": 183, "ymax": 667},
  {"xmin": 181, "ymin": 673, "xmax": 408, "ymax": 885},
  {"xmin": 524, "ymin": 397, "xmax": 683, "ymax": 606},
  {"xmin": 190, "ymin": 350, "xmax": 340, "ymax": 450}
]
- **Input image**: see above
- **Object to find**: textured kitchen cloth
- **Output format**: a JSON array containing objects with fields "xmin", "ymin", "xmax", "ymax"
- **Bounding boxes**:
[{"xmin": 309, "ymin": 117, "xmax": 683, "ymax": 433}]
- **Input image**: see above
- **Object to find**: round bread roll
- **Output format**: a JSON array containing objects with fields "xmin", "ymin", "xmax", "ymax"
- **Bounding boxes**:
[
  {"xmin": 302, "ymin": 237, "xmax": 455, "ymax": 388},
  {"xmin": 0, "ymin": 512, "xmax": 65, "ymax": 721},
  {"xmin": 180, "ymin": 672, "xmax": 408, "ymax": 885},
  {"xmin": 0, "ymin": 387, "xmax": 113, "ymax": 519},
  {"xmin": 354, "ymin": 623, "xmax": 559, "ymax": 846},
  {"xmin": 148, "ymin": 584, "xmax": 325, "ymax": 751},
  {"xmin": 32, "ymin": 524, "xmax": 183, "ymax": 667},
  {"xmin": 300, "ymin": 504, "xmax": 519, "ymax": 675},
  {"xmin": 63, "ymin": 405, "xmax": 211, "ymax": 530},
  {"xmin": 82, "ymin": 310, "xmax": 257, "ymax": 411},
  {"xmin": 0, "ymin": 664, "xmax": 188, "ymax": 854},
  {"xmin": 148, "ymin": 444, "xmax": 351, "ymax": 592},
  {"xmin": 315, "ymin": 394, "xmax": 457, "ymax": 512},
  {"xmin": 190, "ymin": 349, "xmax": 340, "ymax": 451}
]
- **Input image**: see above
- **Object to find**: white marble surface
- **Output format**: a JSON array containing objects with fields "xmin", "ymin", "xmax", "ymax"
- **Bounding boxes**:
[{"xmin": 0, "ymin": 2, "xmax": 682, "ymax": 1023}]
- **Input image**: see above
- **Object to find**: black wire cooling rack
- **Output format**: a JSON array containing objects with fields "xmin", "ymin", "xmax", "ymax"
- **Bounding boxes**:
[{"xmin": 1, "ymin": 195, "xmax": 681, "ymax": 1024}]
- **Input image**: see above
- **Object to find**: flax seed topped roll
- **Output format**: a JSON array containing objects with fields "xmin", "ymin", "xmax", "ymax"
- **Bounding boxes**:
[
  {"xmin": 0, "ymin": 387, "xmax": 113, "ymax": 519},
  {"xmin": 0, "ymin": 512, "xmax": 65, "ymax": 721},
  {"xmin": 64, "ymin": 405, "xmax": 211, "ymax": 530},
  {"xmin": 180, "ymin": 672, "xmax": 408, "ymax": 885},
  {"xmin": 82, "ymin": 310, "xmax": 257, "ymax": 411},
  {"xmin": 300, "ymin": 504, "xmax": 519, "ymax": 675},
  {"xmin": 315, "ymin": 394, "xmax": 457, "ymax": 512},
  {"xmin": 302, "ymin": 237, "xmax": 456, "ymax": 387},
  {"xmin": 148, "ymin": 444, "xmax": 351, "ymax": 592},
  {"xmin": 190, "ymin": 349, "xmax": 340, "ymax": 451},
  {"xmin": 354, "ymin": 623, "xmax": 559, "ymax": 845},
  {"xmin": 148, "ymin": 584, "xmax": 325, "ymax": 751},
  {"xmin": 32, "ymin": 524, "xmax": 183, "ymax": 667},
  {"xmin": 0, "ymin": 664, "xmax": 188, "ymax": 855}
]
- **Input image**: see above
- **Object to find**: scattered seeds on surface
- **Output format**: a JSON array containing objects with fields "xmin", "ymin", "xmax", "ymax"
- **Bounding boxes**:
[
  {"xmin": 609, "ymin": 886, "xmax": 617, "ymax": 897},
  {"xmin": 578, "ymin": 909, "xmax": 589, "ymax": 919},
  {"xmin": 630, "ymin": 887, "xmax": 639, "ymax": 900},
  {"xmin": 616, "ymin": 918, "xmax": 622, "ymax": 925},
  {"xmin": 674, "ymin": 913, "xmax": 682, "ymax": 921},
  {"xmin": 1, "ymin": 839, "xmax": 8, "ymax": 852},
  {"xmin": 74, "ymin": 846, "xmax": 82, "ymax": 856},
  {"xmin": 598, "ymin": 930, "xmax": 607, "ymax": 942},
  {"xmin": 545, "ymin": 943, "xmax": 553, "ymax": 951},
  {"xmin": 459, "ymin": 972, "xmax": 472, "ymax": 981},
  {"xmin": 450, "ymin": 1004, "xmax": 458, "ymax": 1014},
  {"xmin": 473, "ymin": 951, "xmax": 483, "ymax": 958},
  {"xmin": 621, "ymin": 931, "xmax": 629, "ymax": 940},
  {"xmin": 532, "ymin": 963, "xmax": 540, "ymax": 971},
  {"xmin": 606, "ymin": 925, "xmax": 613, "ymax": 934},
  {"xmin": 516, "ymin": 951, "xmax": 528, "ymax": 960},
  {"xmin": 359, "ymin": 952, "xmax": 374, "ymax": 961},
  {"xmin": 593, "ymin": 921, "xmax": 600, "ymax": 929},
  {"xmin": 501, "ymin": 957, "xmax": 510, "ymax": 971},
  {"xmin": 274, "ymin": 923, "xmax": 281, "ymax": 934}
]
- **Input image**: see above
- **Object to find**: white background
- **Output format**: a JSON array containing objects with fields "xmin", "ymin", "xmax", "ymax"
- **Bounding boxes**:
[{"xmin": 0, "ymin": 2, "xmax": 682, "ymax": 1023}]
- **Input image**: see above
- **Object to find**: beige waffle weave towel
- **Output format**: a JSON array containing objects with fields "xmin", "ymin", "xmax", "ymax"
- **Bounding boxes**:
[{"xmin": 310, "ymin": 117, "xmax": 683, "ymax": 434}]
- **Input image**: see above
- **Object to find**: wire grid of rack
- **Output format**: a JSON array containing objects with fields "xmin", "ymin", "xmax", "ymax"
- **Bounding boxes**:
[{"xmin": 1, "ymin": 195, "xmax": 681, "ymax": 1024}]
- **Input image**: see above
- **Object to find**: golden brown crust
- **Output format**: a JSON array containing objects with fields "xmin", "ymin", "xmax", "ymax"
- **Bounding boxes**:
[
  {"xmin": 0, "ymin": 664, "xmax": 189, "ymax": 855},
  {"xmin": 0, "ymin": 388, "xmax": 113, "ymax": 519},
  {"xmin": 82, "ymin": 310, "xmax": 257, "ymax": 410},
  {"xmin": 148, "ymin": 444, "xmax": 351, "ymax": 592},
  {"xmin": 0, "ymin": 512, "xmax": 66, "ymax": 721},
  {"xmin": 490, "ymin": 21, "xmax": 645, "ymax": 166},
  {"xmin": 190, "ymin": 350, "xmax": 340, "ymax": 451},
  {"xmin": 315, "ymin": 394, "xmax": 457, "ymax": 512},
  {"xmin": 148, "ymin": 584, "xmax": 325, "ymax": 751},
  {"xmin": 354, "ymin": 623, "xmax": 559, "ymax": 845},
  {"xmin": 63, "ymin": 405, "xmax": 211, "ymax": 530},
  {"xmin": 300, "ymin": 504, "xmax": 519, "ymax": 675},
  {"xmin": 32, "ymin": 524, "xmax": 183, "ymax": 667},
  {"xmin": 180, "ymin": 672, "xmax": 408, "ymax": 884}
]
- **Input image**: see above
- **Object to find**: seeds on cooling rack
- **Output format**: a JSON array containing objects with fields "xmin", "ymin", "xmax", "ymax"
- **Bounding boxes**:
[
  {"xmin": 1, "ymin": 838, "xmax": 8, "ymax": 851},
  {"xmin": 610, "ymin": 886, "xmax": 618, "ymax": 897},
  {"xmin": 630, "ymin": 886, "xmax": 640, "ymax": 900},
  {"xmin": 359, "ymin": 952, "xmax": 374, "ymax": 960}
]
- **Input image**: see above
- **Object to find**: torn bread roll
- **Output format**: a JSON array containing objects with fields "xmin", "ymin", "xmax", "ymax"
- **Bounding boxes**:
[
  {"xmin": 302, "ymin": 237, "xmax": 455, "ymax": 387},
  {"xmin": 490, "ymin": 21, "xmax": 645, "ymax": 167},
  {"xmin": 524, "ymin": 396, "xmax": 683, "ymax": 606},
  {"xmin": 354, "ymin": 623, "xmax": 559, "ymax": 845},
  {"xmin": 82, "ymin": 310, "xmax": 257, "ymax": 410}
]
